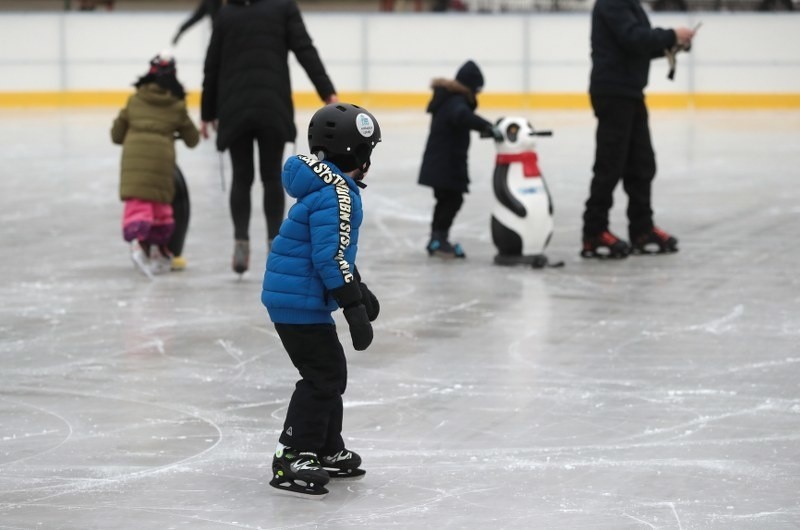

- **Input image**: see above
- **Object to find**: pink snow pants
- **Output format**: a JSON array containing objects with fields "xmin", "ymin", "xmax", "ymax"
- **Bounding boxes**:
[{"xmin": 122, "ymin": 199, "xmax": 174, "ymax": 246}]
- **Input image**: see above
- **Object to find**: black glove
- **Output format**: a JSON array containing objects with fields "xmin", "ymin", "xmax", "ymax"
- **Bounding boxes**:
[
  {"xmin": 359, "ymin": 282, "xmax": 380, "ymax": 322},
  {"xmin": 343, "ymin": 304, "xmax": 373, "ymax": 351},
  {"xmin": 480, "ymin": 125, "xmax": 503, "ymax": 142}
]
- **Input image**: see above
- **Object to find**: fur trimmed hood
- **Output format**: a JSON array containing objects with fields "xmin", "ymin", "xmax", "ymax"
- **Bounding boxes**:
[{"xmin": 427, "ymin": 78, "xmax": 475, "ymax": 113}]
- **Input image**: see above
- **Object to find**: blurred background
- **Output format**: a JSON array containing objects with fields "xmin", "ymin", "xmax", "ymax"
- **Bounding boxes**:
[{"xmin": 0, "ymin": 0, "xmax": 795, "ymax": 13}]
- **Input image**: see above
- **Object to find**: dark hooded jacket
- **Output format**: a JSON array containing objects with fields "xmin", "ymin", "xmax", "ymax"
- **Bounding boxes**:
[
  {"xmin": 201, "ymin": 0, "xmax": 336, "ymax": 151},
  {"xmin": 173, "ymin": 0, "xmax": 222, "ymax": 44},
  {"xmin": 589, "ymin": 0, "xmax": 677, "ymax": 98},
  {"xmin": 417, "ymin": 60, "xmax": 493, "ymax": 193}
]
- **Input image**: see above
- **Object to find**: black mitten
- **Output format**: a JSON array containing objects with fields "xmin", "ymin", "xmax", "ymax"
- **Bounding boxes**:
[
  {"xmin": 343, "ymin": 305, "xmax": 373, "ymax": 351},
  {"xmin": 359, "ymin": 282, "xmax": 380, "ymax": 322},
  {"xmin": 479, "ymin": 125, "xmax": 503, "ymax": 141}
]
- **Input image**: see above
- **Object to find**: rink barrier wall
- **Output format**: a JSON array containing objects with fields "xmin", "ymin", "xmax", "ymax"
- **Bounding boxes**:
[
  {"xmin": 1, "ymin": 12, "xmax": 799, "ymax": 110},
  {"xmin": 2, "ymin": 91, "xmax": 799, "ymax": 110}
]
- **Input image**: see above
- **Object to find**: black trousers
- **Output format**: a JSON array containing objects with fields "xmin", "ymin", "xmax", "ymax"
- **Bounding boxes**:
[
  {"xmin": 431, "ymin": 187, "xmax": 464, "ymax": 236},
  {"xmin": 228, "ymin": 128, "xmax": 285, "ymax": 242},
  {"xmin": 583, "ymin": 95, "xmax": 656, "ymax": 239},
  {"xmin": 275, "ymin": 323, "xmax": 347, "ymax": 456}
]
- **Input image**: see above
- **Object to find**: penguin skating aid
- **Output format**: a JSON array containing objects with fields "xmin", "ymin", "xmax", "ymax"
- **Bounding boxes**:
[{"xmin": 485, "ymin": 117, "xmax": 561, "ymax": 268}]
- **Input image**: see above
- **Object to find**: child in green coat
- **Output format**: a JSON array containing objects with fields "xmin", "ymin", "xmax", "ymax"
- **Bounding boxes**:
[{"xmin": 111, "ymin": 51, "xmax": 199, "ymax": 276}]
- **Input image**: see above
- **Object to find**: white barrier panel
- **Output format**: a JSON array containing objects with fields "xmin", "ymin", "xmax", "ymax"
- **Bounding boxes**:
[{"xmin": 0, "ymin": 12, "xmax": 798, "ymax": 101}]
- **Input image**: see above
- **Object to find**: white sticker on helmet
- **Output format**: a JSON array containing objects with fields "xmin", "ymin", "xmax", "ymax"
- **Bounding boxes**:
[{"xmin": 355, "ymin": 113, "xmax": 374, "ymax": 138}]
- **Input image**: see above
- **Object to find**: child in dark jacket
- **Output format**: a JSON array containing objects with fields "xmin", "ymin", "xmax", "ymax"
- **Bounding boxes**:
[
  {"xmin": 418, "ymin": 60, "xmax": 499, "ymax": 259},
  {"xmin": 261, "ymin": 103, "xmax": 381, "ymax": 499},
  {"xmin": 111, "ymin": 51, "xmax": 199, "ymax": 276}
]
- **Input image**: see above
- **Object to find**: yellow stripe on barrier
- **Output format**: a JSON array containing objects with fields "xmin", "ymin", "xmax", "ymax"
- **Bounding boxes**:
[{"xmin": 1, "ymin": 91, "xmax": 799, "ymax": 110}]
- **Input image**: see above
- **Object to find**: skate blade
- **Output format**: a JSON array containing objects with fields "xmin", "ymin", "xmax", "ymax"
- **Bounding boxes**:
[
  {"xmin": 580, "ymin": 250, "xmax": 628, "ymax": 260},
  {"xmin": 326, "ymin": 468, "xmax": 366, "ymax": 480},
  {"xmin": 632, "ymin": 246, "xmax": 678, "ymax": 255},
  {"xmin": 269, "ymin": 480, "xmax": 328, "ymax": 500},
  {"xmin": 428, "ymin": 251, "xmax": 465, "ymax": 260},
  {"xmin": 131, "ymin": 256, "xmax": 155, "ymax": 279}
]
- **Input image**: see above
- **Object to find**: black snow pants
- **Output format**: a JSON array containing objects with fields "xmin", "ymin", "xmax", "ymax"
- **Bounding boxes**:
[
  {"xmin": 583, "ymin": 94, "xmax": 657, "ymax": 240},
  {"xmin": 275, "ymin": 323, "xmax": 347, "ymax": 457}
]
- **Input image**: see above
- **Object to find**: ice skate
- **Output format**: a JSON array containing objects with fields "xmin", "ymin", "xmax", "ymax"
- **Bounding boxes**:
[
  {"xmin": 149, "ymin": 246, "xmax": 173, "ymax": 275},
  {"xmin": 269, "ymin": 447, "xmax": 329, "ymax": 499},
  {"xmin": 631, "ymin": 226, "xmax": 678, "ymax": 255},
  {"xmin": 581, "ymin": 230, "xmax": 630, "ymax": 259},
  {"xmin": 232, "ymin": 239, "xmax": 249, "ymax": 274},
  {"xmin": 426, "ymin": 239, "xmax": 466, "ymax": 259},
  {"xmin": 321, "ymin": 448, "xmax": 366, "ymax": 480},
  {"xmin": 130, "ymin": 240, "xmax": 154, "ymax": 278}
]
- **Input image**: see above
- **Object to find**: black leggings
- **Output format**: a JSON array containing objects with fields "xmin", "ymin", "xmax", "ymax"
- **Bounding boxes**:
[
  {"xmin": 228, "ymin": 129, "xmax": 285, "ymax": 242},
  {"xmin": 431, "ymin": 187, "xmax": 464, "ymax": 235},
  {"xmin": 275, "ymin": 323, "xmax": 347, "ymax": 456}
]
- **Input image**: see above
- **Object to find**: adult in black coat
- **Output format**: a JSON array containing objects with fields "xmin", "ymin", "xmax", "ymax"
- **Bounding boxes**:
[
  {"xmin": 418, "ymin": 60, "xmax": 496, "ymax": 259},
  {"xmin": 172, "ymin": 0, "xmax": 222, "ymax": 45},
  {"xmin": 580, "ymin": 0, "xmax": 694, "ymax": 259},
  {"xmin": 201, "ymin": 0, "xmax": 337, "ymax": 275}
]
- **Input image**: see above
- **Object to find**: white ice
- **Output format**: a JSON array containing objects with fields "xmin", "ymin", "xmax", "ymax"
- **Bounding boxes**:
[{"xmin": 0, "ymin": 107, "xmax": 799, "ymax": 529}]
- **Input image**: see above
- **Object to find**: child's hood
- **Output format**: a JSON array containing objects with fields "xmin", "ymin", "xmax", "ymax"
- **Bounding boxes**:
[
  {"xmin": 136, "ymin": 83, "xmax": 181, "ymax": 106},
  {"xmin": 282, "ymin": 155, "xmax": 361, "ymax": 200}
]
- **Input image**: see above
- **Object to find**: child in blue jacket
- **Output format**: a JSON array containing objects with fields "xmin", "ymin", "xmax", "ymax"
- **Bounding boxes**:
[{"xmin": 262, "ymin": 103, "xmax": 381, "ymax": 499}]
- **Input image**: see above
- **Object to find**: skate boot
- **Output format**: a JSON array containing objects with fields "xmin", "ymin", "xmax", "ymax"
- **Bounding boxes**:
[
  {"xmin": 631, "ymin": 226, "xmax": 678, "ymax": 255},
  {"xmin": 130, "ymin": 240, "xmax": 154, "ymax": 278},
  {"xmin": 269, "ymin": 447, "xmax": 330, "ymax": 499},
  {"xmin": 581, "ymin": 230, "xmax": 630, "ymax": 259},
  {"xmin": 426, "ymin": 239, "xmax": 466, "ymax": 259},
  {"xmin": 232, "ymin": 240, "xmax": 249, "ymax": 274},
  {"xmin": 149, "ymin": 246, "xmax": 173, "ymax": 275},
  {"xmin": 321, "ymin": 448, "xmax": 366, "ymax": 480}
]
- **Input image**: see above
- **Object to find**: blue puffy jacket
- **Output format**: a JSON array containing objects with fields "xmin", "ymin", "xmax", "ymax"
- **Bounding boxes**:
[{"xmin": 262, "ymin": 154, "xmax": 363, "ymax": 324}]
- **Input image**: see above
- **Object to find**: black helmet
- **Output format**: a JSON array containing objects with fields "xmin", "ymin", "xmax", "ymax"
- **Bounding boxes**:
[{"xmin": 308, "ymin": 103, "xmax": 381, "ymax": 173}]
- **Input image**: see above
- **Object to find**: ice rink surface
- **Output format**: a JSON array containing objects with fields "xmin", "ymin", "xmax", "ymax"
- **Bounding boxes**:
[{"xmin": 1, "ymin": 106, "xmax": 799, "ymax": 529}]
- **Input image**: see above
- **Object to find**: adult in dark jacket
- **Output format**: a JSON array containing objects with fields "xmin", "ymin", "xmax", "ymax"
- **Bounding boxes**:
[
  {"xmin": 201, "ymin": 0, "xmax": 337, "ymax": 275},
  {"xmin": 580, "ymin": 0, "xmax": 695, "ymax": 259},
  {"xmin": 172, "ymin": 0, "xmax": 222, "ymax": 45},
  {"xmin": 418, "ymin": 60, "xmax": 497, "ymax": 259}
]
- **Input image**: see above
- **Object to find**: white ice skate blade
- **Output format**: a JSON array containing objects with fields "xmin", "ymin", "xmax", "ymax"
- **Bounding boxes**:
[
  {"xmin": 325, "ymin": 469, "xmax": 366, "ymax": 481},
  {"xmin": 131, "ymin": 255, "xmax": 155, "ymax": 279},
  {"xmin": 270, "ymin": 486, "xmax": 328, "ymax": 500},
  {"xmin": 328, "ymin": 474, "xmax": 365, "ymax": 481}
]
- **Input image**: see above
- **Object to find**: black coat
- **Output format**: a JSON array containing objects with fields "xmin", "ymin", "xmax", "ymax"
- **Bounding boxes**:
[
  {"xmin": 173, "ymin": 0, "xmax": 222, "ymax": 43},
  {"xmin": 201, "ymin": 0, "xmax": 336, "ymax": 151},
  {"xmin": 589, "ymin": 0, "xmax": 676, "ymax": 99},
  {"xmin": 418, "ymin": 71, "xmax": 492, "ymax": 193}
]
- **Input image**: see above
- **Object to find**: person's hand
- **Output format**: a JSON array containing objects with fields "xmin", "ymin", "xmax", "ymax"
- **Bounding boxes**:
[
  {"xmin": 480, "ymin": 125, "xmax": 503, "ymax": 141},
  {"xmin": 343, "ymin": 304, "xmax": 373, "ymax": 351},
  {"xmin": 325, "ymin": 93, "xmax": 339, "ymax": 104},
  {"xmin": 200, "ymin": 120, "xmax": 217, "ymax": 139},
  {"xmin": 674, "ymin": 26, "xmax": 695, "ymax": 47},
  {"xmin": 359, "ymin": 282, "xmax": 380, "ymax": 321}
]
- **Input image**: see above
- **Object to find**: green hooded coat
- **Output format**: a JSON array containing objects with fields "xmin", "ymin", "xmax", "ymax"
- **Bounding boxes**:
[{"xmin": 111, "ymin": 83, "xmax": 199, "ymax": 203}]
